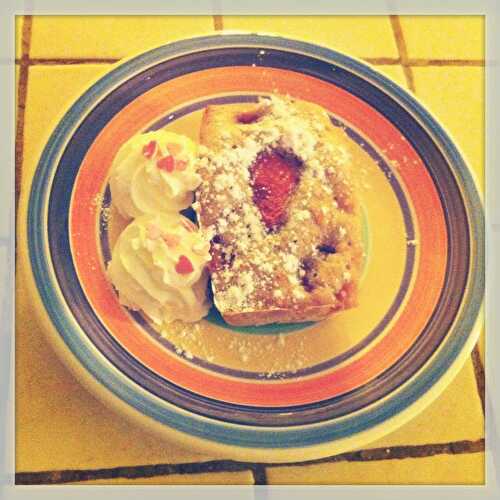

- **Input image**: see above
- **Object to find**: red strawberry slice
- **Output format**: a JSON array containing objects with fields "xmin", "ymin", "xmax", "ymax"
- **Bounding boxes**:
[
  {"xmin": 142, "ymin": 140, "xmax": 157, "ymax": 158},
  {"xmin": 175, "ymin": 255, "xmax": 194, "ymax": 274},
  {"xmin": 250, "ymin": 151, "xmax": 301, "ymax": 230},
  {"xmin": 156, "ymin": 155, "xmax": 175, "ymax": 172}
]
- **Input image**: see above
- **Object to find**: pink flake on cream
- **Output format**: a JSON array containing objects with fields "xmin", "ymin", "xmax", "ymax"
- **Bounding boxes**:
[
  {"xmin": 175, "ymin": 159, "xmax": 187, "ymax": 171},
  {"xmin": 166, "ymin": 142, "xmax": 182, "ymax": 156},
  {"xmin": 156, "ymin": 155, "xmax": 175, "ymax": 172},
  {"xmin": 162, "ymin": 233, "xmax": 181, "ymax": 248},
  {"xmin": 142, "ymin": 140, "xmax": 157, "ymax": 159},
  {"xmin": 175, "ymin": 255, "xmax": 194, "ymax": 274},
  {"xmin": 146, "ymin": 224, "xmax": 162, "ymax": 240}
]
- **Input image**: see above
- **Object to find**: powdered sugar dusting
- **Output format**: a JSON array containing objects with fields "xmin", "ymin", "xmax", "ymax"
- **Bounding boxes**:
[{"xmin": 196, "ymin": 96, "xmax": 359, "ymax": 316}]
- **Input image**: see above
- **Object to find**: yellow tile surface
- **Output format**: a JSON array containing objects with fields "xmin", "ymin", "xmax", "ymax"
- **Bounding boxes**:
[
  {"xmin": 373, "ymin": 65, "xmax": 407, "ymax": 89},
  {"xmin": 15, "ymin": 16, "xmax": 23, "ymax": 58},
  {"xmin": 267, "ymin": 452, "xmax": 485, "ymax": 485},
  {"xmin": 222, "ymin": 16, "xmax": 399, "ymax": 58},
  {"xmin": 21, "ymin": 65, "xmax": 113, "ymax": 189},
  {"xmin": 358, "ymin": 359, "xmax": 483, "ymax": 449},
  {"xmin": 30, "ymin": 15, "xmax": 214, "ymax": 59},
  {"xmin": 70, "ymin": 471, "xmax": 254, "ymax": 485},
  {"xmin": 400, "ymin": 15, "xmax": 484, "ymax": 60},
  {"xmin": 413, "ymin": 67, "xmax": 484, "ymax": 190}
]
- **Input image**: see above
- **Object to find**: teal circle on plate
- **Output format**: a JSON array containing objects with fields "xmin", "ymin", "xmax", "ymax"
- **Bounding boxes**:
[{"xmin": 204, "ymin": 305, "xmax": 316, "ymax": 335}]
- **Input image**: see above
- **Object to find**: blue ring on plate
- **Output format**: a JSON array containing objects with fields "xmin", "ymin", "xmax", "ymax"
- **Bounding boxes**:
[
  {"xmin": 28, "ymin": 34, "xmax": 483, "ymax": 446},
  {"xmin": 42, "ymin": 44, "xmax": 469, "ymax": 427}
]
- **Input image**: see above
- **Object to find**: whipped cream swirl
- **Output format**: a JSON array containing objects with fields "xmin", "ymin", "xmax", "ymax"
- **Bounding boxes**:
[
  {"xmin": 109, "ymin": 130, "xmax": 201, "ymax": 219},
  {"xmin": 107, "ymin": 212, "xmax": 212, "ymax": 324}
]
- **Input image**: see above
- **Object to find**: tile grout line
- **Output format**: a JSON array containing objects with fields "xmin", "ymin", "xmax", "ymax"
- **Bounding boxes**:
[
  {"xmin": 389, "ymin": 15, "xmax": 415, "ymax": 92},
  {"xmin": 13, "ymin": 56, "xmax": 486, "ymax": 67},
  {"xmin": 15, "ymin": 438, "xmax": 484, "ymax": 485},
  {"xmin": 23, "ymin": 57, "xmax": 120, "ymax": 65},
  {"xmin": 408, "ymin": 59, "xmax": 485, "ymax": 67},
  {"xmin": 15, "ymin": 15, "xmax": 33, "ymax": 218},
  {"xmin": 471, "ymin": 345, "xmax": 485, "ymax": 415}
]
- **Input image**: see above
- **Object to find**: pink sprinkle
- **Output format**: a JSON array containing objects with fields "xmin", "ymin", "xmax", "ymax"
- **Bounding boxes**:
[
  {"xmin": 175, "ymin": 255, "xmax": 194, "ymax": 274},
  {"xmin": 166, "ymin": 142, "xmax": 182, "ymax": 156},
  {"xmin": 175, "ymin": 159, "xmax": 187, "ymax": 171},
  {"xmin": 146, "ymin": 224, "xmax": 161, "ymax": 240},
  {"xmin": 162, "ymin": 233, "xmax": 181, "ymax": 248},
  {"xmin": 142, "ymin": 140, "xmax": 157, "ymax": 159}
]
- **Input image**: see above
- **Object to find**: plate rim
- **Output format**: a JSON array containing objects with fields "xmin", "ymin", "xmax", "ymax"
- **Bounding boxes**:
[{"xmin": 25, "ymin": 32, "xmax": 484, "ymax": 455}]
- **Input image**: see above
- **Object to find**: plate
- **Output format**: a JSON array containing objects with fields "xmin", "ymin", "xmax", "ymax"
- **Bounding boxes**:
[{"xmin": 26, "ymin": 34, "xmax": 484, "ymax": 461}]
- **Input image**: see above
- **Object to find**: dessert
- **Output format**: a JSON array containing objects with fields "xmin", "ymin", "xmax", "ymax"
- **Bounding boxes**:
[
  {"xmin": 107, "ymin": 212, "xmax": 211, "ymax": 324},
  {"xmin": 109, "ymin": 130, "xmax": 201, "ymax": 219},
  {"xmin": 195, "ymin": 96, "xmax": 364, "ymax": 326}
]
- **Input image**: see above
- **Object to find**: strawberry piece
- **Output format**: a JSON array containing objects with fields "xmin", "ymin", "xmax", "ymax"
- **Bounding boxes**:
[
  {"xmin": 142, "ymin": 140, "xmax": 157, "ymax": 158},
  {"xmin": 250, "ymin": 151, "xmax": 301, "ymax": 230},
  {"xmin": 156, "ymin": 155, "xmax": 175, "ymax": 172},
  {"xmin": 166, "ymin": 142, "xmax": 182, "ymax": 156},
  {"xmin": 175, "ymin": 159, "xmax": 187, "ymax": 171},
  {"xmin": 162, "ymin": 233, "xmax": 181, "ymax": 248},
  {"xmin": 175, "ymin": 255, "xmax": 194, "ymax": 274}
]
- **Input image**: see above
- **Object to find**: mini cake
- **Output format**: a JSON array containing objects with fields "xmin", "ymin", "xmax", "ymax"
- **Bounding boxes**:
[{"xmin": 195, "ymin": 96, "xmax": 364, "ymax": 326}]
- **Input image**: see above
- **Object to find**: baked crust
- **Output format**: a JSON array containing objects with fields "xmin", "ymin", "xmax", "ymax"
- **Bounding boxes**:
[{"xmin": 195, "ymin": 96, "xmax": 364, "ymax": 326}]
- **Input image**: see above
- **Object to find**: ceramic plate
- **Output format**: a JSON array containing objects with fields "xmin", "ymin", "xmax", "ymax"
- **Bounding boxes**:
[{"xmin": 27, "ymin": 34, "xmax": 484, "ymax": 460}]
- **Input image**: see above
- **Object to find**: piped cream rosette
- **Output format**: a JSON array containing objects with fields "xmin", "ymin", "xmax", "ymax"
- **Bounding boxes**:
[
  {"xmin": 109, "ymin": 130, "xmax": 201, "ymax": 218},
  {"xmin": 107, "ymin": 212, "xmax": 212, "ymax": 324}
]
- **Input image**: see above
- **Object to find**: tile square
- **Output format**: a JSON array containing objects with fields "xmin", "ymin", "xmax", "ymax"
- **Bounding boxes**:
[
  {"xmin": 30, "ymin": 15, "xmax": 214, "ymax": 59},
  {"xmin": 15, "ymin": 15, "xmax": 23, "ymax": 58},
  {"xmin": 399, "ymin": 15, "xmax": 484, "ymax": 60},
  {"xmin": 413, "ymin": 67, "xmax": 484, "ymax": 189},
  {"xmin": 359, "ymin": 359, "xmax": 483, "ymax": 450},
  {"xmin": 222, "ymin": 16, "xmax": 399, "ymax": 58},
  {"xmin": 373, "ymin": 64, "xmax": 407, "ymax": 89},
  {"xmin": 21, "ymin": 65, "xmax": 113, "ymax": 195},
  {"xmin": 267, "ymin": 452, "xmax": 485, "ymax": 484}
]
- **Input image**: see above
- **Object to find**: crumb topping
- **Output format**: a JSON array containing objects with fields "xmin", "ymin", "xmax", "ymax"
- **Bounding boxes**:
[{"xmin": 195, "ymin": 96, "xmax": 362, "ymax": 314}]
